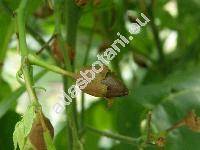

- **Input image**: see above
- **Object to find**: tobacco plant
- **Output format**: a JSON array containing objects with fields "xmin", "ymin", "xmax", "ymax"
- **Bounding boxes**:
[{"xmin": 0, "ymin": 0, "xmax": 200, "ymax": 150}]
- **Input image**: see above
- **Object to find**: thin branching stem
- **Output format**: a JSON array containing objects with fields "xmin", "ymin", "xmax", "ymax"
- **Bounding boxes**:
[
  {"xmin": 36, "ymin": 33, "xmax": 56, "ymax": 55},
  {"xmin": 86, "ymin": 125, "xmax": 142, "ymax": 146}
]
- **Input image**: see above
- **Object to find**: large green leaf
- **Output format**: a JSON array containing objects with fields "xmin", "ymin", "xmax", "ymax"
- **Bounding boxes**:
[
  {"xmin": 131, "ymin": 64, "xmax": 200, "ymax": 149},
  {"xmin": 0, "ymin": 111, "xmax": 20, "ymax": 150}
]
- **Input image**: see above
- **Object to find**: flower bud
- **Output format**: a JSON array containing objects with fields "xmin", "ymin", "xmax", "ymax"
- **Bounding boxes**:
[
  {"xmin": 75, "ymin": 65, "xmax": 128, "ymax": 98},
  {"xmin": 29, "ymin": 113, "xmax": 54, "ymax": 150}
]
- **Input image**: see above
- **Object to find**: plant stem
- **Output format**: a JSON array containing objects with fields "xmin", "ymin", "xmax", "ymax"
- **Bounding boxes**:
[
  {"xmin": 36, "ymin": 34, "xmax": 56, "ymax": 55},
  {"xmin": 0, "ymin": 70, "xmax": 46, "ymax": 118},
  {"xmin": 18, "ymin": 0, "xmax": 29, "ymax": 57},
  {"xmin": 80, "ymin": 24, "xmax": 94, "ymax": 130},
  {"xmin": 64, "ymin": 0, "xmax": 82, "ymax": 149},
  {"xmin": 166, "ymin": 120, "xmax": 185, "ymax": 133},
  {"xmin": 0, "ymin": 22, "xmax": 14, "ymax": 75},
  {"xmin": 28, "ymin": 54, "xmax": 75, "ymax": 78},
  {"xmin": 17, "ymin": 0, "xmax": 38, "ymax": 102},
  {"xmin": 54, "ymin": 1, "xmax": 82, "ymax": 149},
  {"xmin": 27, "ymin": 25, "xmax": 51, "ymax": 54},
  {"xmin": 141, "ymin": 0, "xmax": 164, "ymax": 63},
  {"xmin": 17, "ymin": 1, "xmax": 54, "ymax": 147},
  {"xmin": 146, "ymin": 111, "xmax": 152, "ymax": 144},
  {"xmin": 65, "ymin": 0, "xmax": 81, "ymax": 132},
  {"xmin": 148, "ymin": 0, "xmax": 164, "ymax": 63},
  {"xmin": 86, "ymin": 125, "xmax": 142, "ymax": 146}
]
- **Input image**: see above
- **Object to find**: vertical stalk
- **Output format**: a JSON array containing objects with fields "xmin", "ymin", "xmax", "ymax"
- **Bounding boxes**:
[
  {"xmin": 17, "ymin": 0, "xmax": 54, "ymax": 147},
  {"xmin": 54, "ymin": 0, "xmax": 82, "ymax": 149},
  {"xmin": 64, "ymin": 0, "xmax": 82, "ymax": 149},
  {"xmin": 54, "ymin": 1, "xmax": 73, "ymax": 149},
  {"xmin": 0, "ymin": 22, "xmax": 14, "ymax": 75},
  {"xmin": 17, "ymin": 0, "xmax": 38, "ymax": 102},
  {"xmin": 65, "ymin": 0, "xmax": 81, "ymax": 129},
  {"xmin": 80, "ymin": 24, "xmax": 94, "ymax": 130},
  {"xmin": 148, "ymin": 0, "xmax": 164, "ymax": 63}
]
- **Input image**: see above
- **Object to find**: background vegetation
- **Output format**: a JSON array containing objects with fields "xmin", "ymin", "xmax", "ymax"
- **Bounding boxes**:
[{"xmin": 0, "ymin": 0, "xmax": 200, "ymax": 149}]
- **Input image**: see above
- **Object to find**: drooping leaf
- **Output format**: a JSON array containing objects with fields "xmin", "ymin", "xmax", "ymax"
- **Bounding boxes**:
[
  {"xmin": 43, "ymin": 130, "xmax": 56, "ymax": 150},
  {"xmin": 13, "ymin": 104, "xmax": 36, "ymax": 150}
]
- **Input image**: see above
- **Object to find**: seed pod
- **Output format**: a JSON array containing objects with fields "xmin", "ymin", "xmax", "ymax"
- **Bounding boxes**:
[
  {"xmin": 156, "ymin": 137, "xmax": 166, "ymax": 147},
  {"xmin": 51, "ymin": 38, "xmax": 64, "ymax": 63},
  {"xmin": 75, "ymin": 65, "xmax": 128, "ymax": 98},
  {"xmin": 29, "ymin": 113, "xmax": 54, "ymax": 150},
  {"xmin": 75, "ymin": 0, "xmax": 88, "ymax": 7},
  {"xmin": 184, "ymin": 110, "xmax": 200, "ymax": 132},
  {"xmin": 93, "ymin": 0, "xmax": 101, "ymax": 6},
  {"xmin": 34, "ymin": 4, "xmax": 53, "ymax": 18},
  {"xmin": 133, "ymin": 53, "xmax": 149, "ymax": 68},
  {"xmin": 98, "ymin": 41, "xmax": 111, "ymax": 53},
  {"xmin": 102, "ymin": 72, "xmax": 129, "ymax": 98}
]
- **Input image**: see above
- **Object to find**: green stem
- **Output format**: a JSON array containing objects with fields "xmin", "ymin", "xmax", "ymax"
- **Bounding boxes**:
[
  {"xmin": 17, "ymin": 0, "xmax": 38, "ymax": 103},
  {"xmin": 0, "ymin": 2, "xmax": 15, "ymax": 74},
  {"xmin": 146, "ymin": 111, "xmax": 152, "ymax": 143},
  {"xmin": 86, "ymin": 125, "xmax": 142, "ymax": 146},
  {"xmin": 17, "ymin": 1, "xmax": 54, "ymax": 148},
  {"xmin": 18, "ymin": 0, "xmax": 28, "ymax": 57},
  {"xmin": 80, "ymin": 24, "xmax": 94, "ymax": 130},
  {"xmin": 166, "ymin": 120, "xmax": 185, "ymax": 133},
  {"xmin": 27, "ymin": 25, "xmax": 51, "ymax": 55},
  {"xmin": 0, "ymin": 22, "xmax": 14, "ymax": 74},
  {"xmin": 148, "ymin": 0, "xmax": 164, "ymax": 63},
  {"xmin": 64, "ymin": 0, "xmax": 82, "ymax": 149},
  {"xmin": 54, "ymin": 1, "xmax": 82, "ymax": 149},
  {"xmin": 65, "ymin": 0, "xmax": 81, "ymax": 135},
  {"xmin": 0, "ymin": 70, "xmax": 46, "ymax": 118},
  {"xmin": 28, "ymin": 54, "xmax": 75, "ymax": 78}
]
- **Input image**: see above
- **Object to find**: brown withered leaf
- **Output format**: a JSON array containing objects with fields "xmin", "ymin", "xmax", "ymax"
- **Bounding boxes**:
[{"xmin": 29, "ymin": 113, "xmax": 54, "ymax": 150}]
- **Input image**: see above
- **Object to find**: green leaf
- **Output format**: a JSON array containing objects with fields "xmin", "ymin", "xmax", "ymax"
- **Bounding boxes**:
[
  {"xmin": 132, "ymin": 64, "xmax": 200, "ymax": 108},
  {"xmin": 13, "ymin": 104, "xmax": 36, "ymax": 150},
  {"xmin": 131, "ymin": 64, "xmax": 200, "ymax": 149},
  {"xmin": 43, "ymin": 130, "xmax": 57, "ymax": 150},
  {"xmin": 0, "ymin": 111, "xmax": 20, "ymax": 150},
  {"xmin": 0, "ymin": 78, "xmax": 12, "ymax": 100}
]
